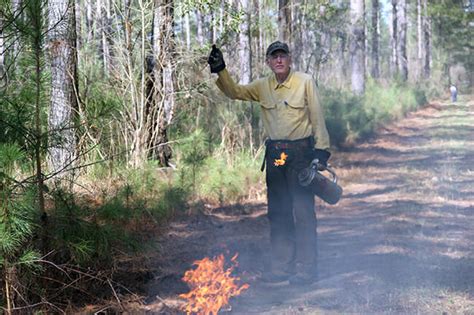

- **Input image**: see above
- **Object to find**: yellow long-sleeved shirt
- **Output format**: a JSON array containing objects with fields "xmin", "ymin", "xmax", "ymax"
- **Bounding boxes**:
[{"xmin": 216, "ymin": 68, "xmax": 330, "ymax": 149}]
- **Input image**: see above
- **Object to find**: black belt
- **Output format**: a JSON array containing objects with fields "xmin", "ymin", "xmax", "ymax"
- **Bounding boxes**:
[{"xmin": 265, "ymin": 137, "xmax": 312, "ymax": 150}]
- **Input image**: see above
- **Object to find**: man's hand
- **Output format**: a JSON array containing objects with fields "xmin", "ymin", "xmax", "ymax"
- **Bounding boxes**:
[
  {"xmin": 313, "ymin": 149, "xmax": 331, "ymax": 169},
  {"xmin": 208, "ymin": 45, "xmax": 226, "ymax": 73}
]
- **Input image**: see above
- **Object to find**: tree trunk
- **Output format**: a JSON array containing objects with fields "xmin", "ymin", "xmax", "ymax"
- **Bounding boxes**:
[
  {"xmin": 30, "ymin": 0, "xmax": 47, "ymax": 224},
  {"xmin": 370, "ymin": 0, "xmax": 380, "ymax": 78},
  {"xmin": 47, "ymin": 0, "xmax": 78, "ymax": 179},
  {"xmin": 85, "ymin": 0, "xmax": 94, "ymax": 43},
  {"xmin": 254, "ymin": 0, "xmax": 265, "ymax": 74},
  {"xmin": 184, "ymin": 11, "xmax": 190, "ymax": 49},
  {"xmin": 74, "ymin": 0, "xmax": 82, "ymax": 64},
  {"xmin": 239, "ymin": 0, "xmax": 251, "ymax": 84},
  {"xmin": 211, "ymin": 11, "xmax": 217, "ymax": 44},
  {"xmin": 292, "ymin": 0, "xmax": 303, "ymax": 70},
  {"xmin": 147, "ymin": 0, "xmax": 175, "ymax": 166},
  {"xmin": 12, "ymin": 0, "xmax": 22, "ymax": 75},
  {"xmin": 195, "ymin": 10, "xmax": 204, "ymax": 46},
  {"xmin": 422, "ymin": 0, "xmax": 431, "ymax": 78},
  {"xmin": 350, "ymin": 0, "xmax": 365, "ymax": 95},
  {"xmin": 278, "ymin": 0, "xmax": 291, "ymax": 44},
  {"xmin": 337, "ymin": 31, "xmax": 347, "ymax": 88},
  {"xmin": 390, "ymin": 0, "xmax": 398, "ymax": 76},
  {"xmin": 416, "ymin": 0, "xmax": 423, "ymax": 80},
  {"xmin": 396, "ymin": 0, "xmax": 408, "ymax": 81},
  {"xmin": 97, "ymin": 0, "xmax": 111, "ymax": 77},
  {"xmin": 219, "ymin": 0, "xmax": 224, "ymax": 35},
  {"xmin": 0, "ymin": 11, "xmax": 5, "ymax": 87}
]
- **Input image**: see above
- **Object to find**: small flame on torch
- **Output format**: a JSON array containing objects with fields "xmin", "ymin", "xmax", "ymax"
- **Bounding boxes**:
[{"xmin": 180, "ymin": 253, "xmax": 249, "ymax": 315}]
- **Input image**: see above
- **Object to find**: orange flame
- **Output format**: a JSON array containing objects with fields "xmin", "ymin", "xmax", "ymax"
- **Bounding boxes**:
[
  {"xmin": 180, "ymin": 253, "xmax": 249, "ymax": 315},
  {"xmin": 274, "ymin": 152, "xmax": 288, "ymax": 166}
]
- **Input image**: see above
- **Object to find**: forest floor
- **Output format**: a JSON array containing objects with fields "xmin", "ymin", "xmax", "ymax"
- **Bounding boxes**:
[{"xmin": 120, "ymin": 96, "xmax": 473, "ymax": 314}]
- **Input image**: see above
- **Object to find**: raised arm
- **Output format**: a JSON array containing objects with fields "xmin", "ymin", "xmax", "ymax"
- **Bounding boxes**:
[{"xmin": 208, "ymin": 45, "xmax": 260, "ymax": 102}]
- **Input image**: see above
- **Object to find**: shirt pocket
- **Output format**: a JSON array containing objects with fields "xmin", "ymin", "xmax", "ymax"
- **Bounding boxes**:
[
  {"xmin": 260, "ymin": 100, "xmax": 277, "ymax": 110},
  {"xmin": 282, "ymin": 100, "xmax": 307, "ymax": 122},
  {"xmin": 285, "ymin": 100, "xmax": 305, "ymax": 109}
]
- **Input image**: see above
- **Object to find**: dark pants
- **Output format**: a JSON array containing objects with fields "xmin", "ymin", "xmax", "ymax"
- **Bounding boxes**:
[
  {"xmin": 451, "ymin": 91, "xmax": 457, "ymax": 102},
  {"xmin": 265, "ymin": 138, "xmax": 317, "ymax": 275}
]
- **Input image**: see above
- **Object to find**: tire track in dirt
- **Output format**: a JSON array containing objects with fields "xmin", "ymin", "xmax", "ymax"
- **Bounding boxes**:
[{"xmin": 142, "ymin": 97, "xmax": 474, "ymax": 314}]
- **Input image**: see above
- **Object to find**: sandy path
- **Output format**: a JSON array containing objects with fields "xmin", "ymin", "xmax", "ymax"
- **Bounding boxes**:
[{"xmin": 142, "ymin": 97, "xmax": 474, "ymax": 314}]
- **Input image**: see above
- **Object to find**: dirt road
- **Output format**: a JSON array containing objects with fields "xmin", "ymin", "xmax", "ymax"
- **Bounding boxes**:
[{"xmin": 143, "ymin": 97, "xmax": 474, "ymax": 314}]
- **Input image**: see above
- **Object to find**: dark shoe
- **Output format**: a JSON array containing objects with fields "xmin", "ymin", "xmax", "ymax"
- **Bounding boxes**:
[
  {"xmin": 289, "ymin": 272, "xmax": 316, "ymax": 286},
  {"xmin": 261, "ymin": 271, "xmax": 290, "ymax": 284}
]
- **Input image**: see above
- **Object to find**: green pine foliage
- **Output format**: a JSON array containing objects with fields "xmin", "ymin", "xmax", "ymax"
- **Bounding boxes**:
[
  {"xmin": 0, "ymin": 144, "xmax": 42, "ymax": 307},
  {"xmin": 0, "ymin": 144, "xmax": 36, "ymax": 260}
]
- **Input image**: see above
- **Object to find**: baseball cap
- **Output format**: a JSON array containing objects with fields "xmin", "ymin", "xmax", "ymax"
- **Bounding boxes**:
[{"xmin": 266, "ymin": 41, "xmax": 290, "ymax": 56}]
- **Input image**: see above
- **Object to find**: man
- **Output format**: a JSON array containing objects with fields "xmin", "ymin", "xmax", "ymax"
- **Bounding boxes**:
[
  {"xmin": 207, "ymin": 41, "xmax": 331, "ymax": 285},
  {"xmin": 450, "ymin": 84, "xmax": 457, "ymax": 102}
]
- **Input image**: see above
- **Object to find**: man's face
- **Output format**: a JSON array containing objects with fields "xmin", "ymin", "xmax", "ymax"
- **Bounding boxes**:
[{"xmin": 266, "ymin": 50, "xmax": 291, "ymax": 76}]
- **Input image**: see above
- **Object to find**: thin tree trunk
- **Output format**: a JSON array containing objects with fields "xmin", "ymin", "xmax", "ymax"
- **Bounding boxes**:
[
  {"xmin": 305, "ymin": 5, "xmax": 315, "ymax": 74},
  {"xmin": 390, "ymin": 0, "xmax": 398, "ymax": 76},
  {"xmin": 239, "ymin": 0, "xmax": 251, "ymax": 84},
  {"xmin": 397, "ymin": 0, "xmax": 408, "ymax": 81},
  {"xmin": 0, "ymin": 11, "xmax": 5, "ymax": 87},
  {"xmin": 147, "ymin": 0, "xmax": 174, "ymax": 166},
  {"xmin": 75, "ymin": 0, "xmax": 82, "ymax": 65},
  {"xmin": 12, "ymin": 0, "xmax": 22, "ymax": 75},
  {"xmin": 211, "ymin": 11, "xmax": 217, "ymax": 44},
  {"xmin": 121, "ymin": 0, "xmax": 140, "ymax": 166},
  {"xmin": 371, "ymin": 0, "xmax": 380, "ymax": 78},
  {"xmin": 238, "ymin": 0, "xmax": 254, "ymax": 150},
  {"xmin": 416, "ymin": 0, "xmax": 423, "ymax": 80},
  {"xmin": 337, "ymin": 32, "xmax": 347, "ymax": 88},
  {"xmin": 32, "ymin": 1, "xmax": 46, "ymax": 222},
  {"xmin": 105, "ymin": 0, "xmax": 113, "ymax": 73},
  {"xmin": 350, "ymin": 0, "xmax": 365, "ymax": 95},
  {"xmin": 98, "ymin": 0, "xmax": 111, "ymax": 77},
  {"xmin": 278, "ymin": 0, "xmax": 291, "ymax": 44},
  {"xmin": 292, "ymin": 0, "xmax": 303, "ymax": 70},
  {"xmin": 47, "ymin": 0, "xmax": 78, "ymax": 180},
  {"xmin": 184, "ymin": 11, "xmax": 190, "ymax": 49},
  {"xmin": 206, "ymin": 12, "xmax": 213, "ymax": 44},
  {"xmin": 255, "ymin": 0, "xmax": 265, "ymax": 73},
  {"xmin": 422, "ymin": 0, "xmax": 431, "ymax": 78},
  {"xmin": 219, "ymin": 0, "xmax": 224, "ymax": 35},
  {"xmin": 195, "ymin": 10, "xmax": 203, "ymax": 46},
  {"xmin": 85, "ymin": 0, "xmax": 94, "ymax": 42}
]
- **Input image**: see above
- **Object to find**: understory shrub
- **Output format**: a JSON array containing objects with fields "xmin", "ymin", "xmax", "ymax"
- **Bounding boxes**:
[
  {"xmin": 173, "ymin": 129, "xmax": 263, "ymax": 204},
  {"xmin": 196, "ymin": 150, "xmax": 263, "ymax": 204},
  {"xmin": 0, "ymin": 143, "xmax": 42, "ymax": 310},
  {"xmin": 322, "ymin": 80, "xmax": 427, "ymax": 146}
]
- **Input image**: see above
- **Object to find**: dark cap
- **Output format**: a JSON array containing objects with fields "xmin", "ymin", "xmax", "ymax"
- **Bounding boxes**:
[{"xmin": 266, "ymin": 41, "xmax": 290, "ymax": 56}]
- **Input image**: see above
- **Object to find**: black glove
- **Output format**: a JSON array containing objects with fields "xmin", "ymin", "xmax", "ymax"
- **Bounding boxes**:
[
  {"xmin": 207, "ymin": 45, "xmax": 226, "ymax": 73},
  {"xmin": 313, "ymin": 149, "xmax": 331, "ymax": 168}
]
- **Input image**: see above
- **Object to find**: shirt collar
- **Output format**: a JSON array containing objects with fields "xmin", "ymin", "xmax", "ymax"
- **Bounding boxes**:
[{"xmin": 270, "ymin": 69, "xmax": 293, "ymax": 90}]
